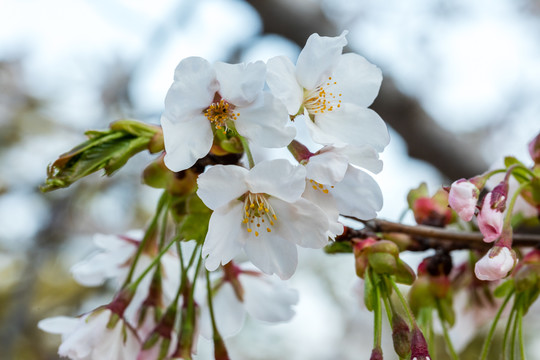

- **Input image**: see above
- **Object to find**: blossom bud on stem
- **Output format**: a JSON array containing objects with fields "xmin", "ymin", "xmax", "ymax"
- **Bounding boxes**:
[
  {"xmin": 392, "ymin": 313, "xmax": 411, "ymax": 358},
  {"xmin": 410, "ymin": 326, "xmax": 431, "ymax": 360},
  {"xmin": 370, "ymin": 346, "xmax": 383, "ymax": 360}
]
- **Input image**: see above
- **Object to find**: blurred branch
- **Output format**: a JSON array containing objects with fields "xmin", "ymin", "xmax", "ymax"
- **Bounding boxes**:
[{"xmin": 244, "ymin": 0, "xmax": 488, "ymax": 180}]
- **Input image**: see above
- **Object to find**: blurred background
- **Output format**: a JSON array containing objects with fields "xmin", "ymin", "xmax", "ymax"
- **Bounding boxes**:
[{"xmin": 1, "ymin": 0, "xmax": 539, "ymax": 359}]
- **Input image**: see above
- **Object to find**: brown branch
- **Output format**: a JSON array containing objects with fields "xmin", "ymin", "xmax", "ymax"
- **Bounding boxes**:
[{"xmin": 358, "ymin": 218, "xmax": 540, "ymax": 250}]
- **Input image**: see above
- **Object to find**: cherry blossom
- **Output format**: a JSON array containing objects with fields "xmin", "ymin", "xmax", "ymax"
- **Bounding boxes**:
[
  {"xmin": 38, "ymin": 309, "xmax": 141, "ymax": 360},
  {"xmin": 448, "ymin": 179, "xmax": 479, "ymax": 221},
  {"xmin": 197, "ymin": 159, "xmax": 329, "ymax": 279},
  {"xmin": 302, "ymin": 145, "xmax": 383, "ymax": 236},
  {"xmin": 198, "ymin": 262, "xmax": 299, "ymax": 339},
  {"xmin": 161, "ymin": 57, "xmax": 295, "ymax": 172},
  {"xmin": 477, "ymin": 190, "xmax": 507, "ymax": 243},
  {"xmin": 266, "ymin": 31, "xmax": 389, "ymax": 151},
  {"xmin": 474, "ymin": 246, "xmax": 516, "ymax": 281}
]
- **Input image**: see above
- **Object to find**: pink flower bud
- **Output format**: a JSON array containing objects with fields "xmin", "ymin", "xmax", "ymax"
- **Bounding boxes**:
[
  {"xmin": 474, "ymin": 246, "xmax": 516, "ymax": 281},
  {"xmin": 477, "ymin": 192, "xmax": 506, "ymax": 243},
  {"xmin": 448, "ymin": 179, "xmax": 479, "ymax": 221},
  {"xmin": 528, "ymin": 132, "xmax": 540, "ymax": 164},
  {"xmin": 410, "ymin": 326, "xmax": 431, "ymax": 360}
]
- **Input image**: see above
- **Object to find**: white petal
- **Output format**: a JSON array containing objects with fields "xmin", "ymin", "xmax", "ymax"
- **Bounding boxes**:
[
  {"xmin": 235, "ymin": 92, "xmax": 296, "ymax": 148},
  {"xmin": 305, "ymin": 148, "xmax": 348, "ymax": 185},
  {"xmin": 197, "ymin": 165, "xmax": 249, "ymax": 210},
  {"xmin": 331, "ymin": 53, "xmax": 382, "ymax": 107},
  {"xmin": 337, "ymin": 145, "xmax": 383, "ymax": 174},
  {"xmin": 161, "ymin": 113, "xmax": 213, "ymax": 172},
  {"xmin": 214, "ymin": 61, "xmax": 266, "ymax": 107},
  {"xmin": 165, "ymin": 57, "xmax": 218, "ymax": 122},
  {"xmin": 241, "ymin": 274, "xmax": 299, "ymax": 323},
  {"xmin": 269, "ymin": 197, "xmax": 329, "ymax": 248},
  {"xmin": 71, "ymin": 252, "xmax": 127, "ymax": 287},
  {"xmin": 245, "ymin": 159, "xmax": 306, "ymax": 202},
  {"xmin": 313, "ymin": 103, "xmax": 390, "ymax": 152},
  {"xmin": 296, "ymin": 31, "xmax": 348, "ymax": 90},
  {"xmin": 243, "ymin": 230, "xmax": 298, "ymax": 280},
  {"xmin": 202, "ymin": 201, "xmax": 245, "ymax": 271},
  {"xmin": 213, "ymin": 283, "xmax": 247, "ymax": 338},
  {"xmin": 38, "ymin": 316, "xmax": 80, "ymax": 335},
  {"xmin": 266, "ymin": 56, "xmax": 304, "ymax": 114},
  {"xmin": 302, "ymin": 185, "xmax": 344, "ymax": 238},
  {"xmin": 332, "ymin": 165, "xmax": 383, "ymax": 219}
]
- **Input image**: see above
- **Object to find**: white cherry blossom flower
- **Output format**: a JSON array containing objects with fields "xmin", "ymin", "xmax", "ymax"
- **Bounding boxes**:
[
  {"xmin": 197, "ymin": 159, "xmax": 329, "ymax": 279},
  {"xmin": 198, "ymin": 262, "xmax": 299, "ymax": 339},
  {"xmin": 475, "ymin": 246, "xmax": 516, "ymax": 281},
  {"xmin": 266, "ymin": 31, "xmax": 389, "ymax": 151},
  {"xmin": 162, "ymin": 57, "xmax": 296, "ymax": 172},
  {"xmin": 302, "ymin": 145, "xmax": 384, "ymax": 236},
  {"xmin": 38, "ymin": 309, "xmax": 141, "ymax": 360},
  {"xmin": 448, "ymin": 179, "xmax": 479, "ymax": 222},
  {"xmin": 70, "ymin": 232, "xmax": 180, "ymax": 326}
]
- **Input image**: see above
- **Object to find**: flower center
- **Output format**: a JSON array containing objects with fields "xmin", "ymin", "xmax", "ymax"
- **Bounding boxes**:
[
  {"xmin": 303, "ymin": 77, "xmax": 342, "ymax": 115},
  {"xmin": 204, "ymin": 99, "xmax": 239, "ymax": 133},
  {"xmin": 308, "ymin": 179, "xmax": 334, "ymax": 194},
  {"xmin": 242, "ymin": 193, "xmax": 277, "ymax": 237}
]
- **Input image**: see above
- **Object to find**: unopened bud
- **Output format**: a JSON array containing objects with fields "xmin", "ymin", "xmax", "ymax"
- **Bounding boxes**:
[
  {"xmin": 369, "ymin": 240, "xmax": 400, "ymax": 257},
  {"xmin": 368, "ymin": 252, "xmax": 397, "ymax": 275},
  {"xmin": 528, "ymin": 132, "xmax": 540, "ymax": 164},
  {"xmin": 410, "ymin": 326, "xmax": 431, "ymax": 360},
  {"xmin": 514, "ymin": 265, "xmax": 540, "ymax": 292},
  {"xmin": 370, "ymin": 346, "xmax": 383, "ymax": 360},
  {"xmin": 392, "ymin": 314, "xmax": 411, "ymax": 358}
]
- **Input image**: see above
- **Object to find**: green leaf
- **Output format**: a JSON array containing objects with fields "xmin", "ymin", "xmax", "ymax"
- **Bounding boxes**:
[
  {"xmin": 494, "ymin": 279, "xmax": 515, "ymax": 298},
  {"xmin": 437, "ymin": 297, "xmax": 455, "ymax": 327},
  {"xmin": 41, "ymin": 120, "xmax": 161, "ymax": 192},
  {"xmin": 324, "ymin": 241, "xmax": 353, "ymax": 254},
  {"xmin": 364, "ymin": 271, "xmax": 375, "ymax": 312},
  {"xmin": 394, "ymin": 258, "xmax": 416, "ymax": 285},
  {"xmin": 504, "ymin": 156, "xmax": 532, "ymax": 184}
]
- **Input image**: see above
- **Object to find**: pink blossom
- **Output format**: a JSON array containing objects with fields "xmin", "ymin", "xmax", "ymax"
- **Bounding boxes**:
[
  {"xmin": 474, "ymin": 246, "xmax": 516, "ymax": 281},
  {"xmin": 448, "ymin": 179, "xmax": 479, "ymax": 221},
  {"xmin": 477, "ymin": 192, "xmax": 505, "ymax": 243}
]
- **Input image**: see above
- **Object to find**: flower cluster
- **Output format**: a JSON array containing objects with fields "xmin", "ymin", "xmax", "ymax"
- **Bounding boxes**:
[
  {"xmin": 161, "ymin": 31, "xmax": 389, "ymax": 280},
  {"xmin": 446, "ymin": 141, "xmax": 540, "ymax": 281},
  {"xmin": 39, "ymin": 31, "xmax": 390, "ymax": 360}
]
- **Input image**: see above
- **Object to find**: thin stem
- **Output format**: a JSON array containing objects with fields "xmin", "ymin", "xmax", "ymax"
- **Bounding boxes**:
[
  {"xmin": 511, "ymin": 304, "xmax": 519, "ymax": 360},
  {"xmin": 502, "ymin": 302, "xmax": 518, "ymax": 360},
  {"xmin": 518, "ymin": 302, "xmax": 525, "ymax": 360},
  {"xmin": 239, "ymin": 135, "xmax": 255, "ymax": 168},
  {"xmin": 480, "ymin": 288, "xmax": 515, "ymax": 360},
  {"xmin": 158, "ymin": 197, "xmax": 171, "ymax": 249},
  {"xmin": 503, "ymin": 182, "xmax": 529, "ymax": 229},
  {"xmin": 123, "ymin": 191, "xmax": 169, "ymax": 287},
  {"xmin": 436, "ymin": 299, "xmax": 458, "ymax": 360},
  {"xmin": 381, "ymin": 292, "xmax": 394, "ymax": 325},
  {"xmin": 206, "ymin": 269, "xmax": 220, "ymax": 335},
  {"xmin": 130, "ymin": 238, "xmax": 177, "ymax": 289},
  {"xmin": 373, "ymin": 273, "xmax": 383, "ymax": 349},
  {"xmin": 390, "ymin": 278, "xmax": 415, "ymax": 327}
]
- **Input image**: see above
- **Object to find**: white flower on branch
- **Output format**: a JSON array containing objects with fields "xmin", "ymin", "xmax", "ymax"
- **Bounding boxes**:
[
  {"xmin": 474, "ymin": 246, "xmax": 516, "ymax": 281},
  {"xmin": 38, "ymin": 309, "xmax": 141, "ymax": 360},
  {"xmin": 266, "ymin": 31, "xmax": 389, "ymax": 151},
  {"xmin": 161, "ymin": 57, "xmax": 295, "ymax": 172},
  {"xmin": 198, "ymin": 262, "xmax": 299, "ymax": 339},
  {"xmin": 303, "ymin": 145, "xmax": 384, "ymax": 237},
  {"xmin": 197, "ymin": 159, "xmax": 329, "ymax": 279}
]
